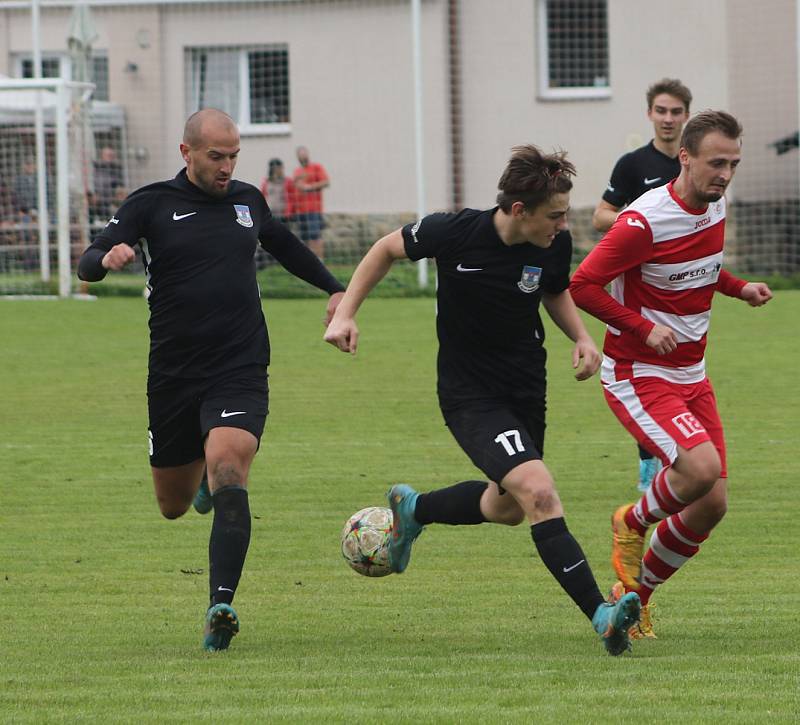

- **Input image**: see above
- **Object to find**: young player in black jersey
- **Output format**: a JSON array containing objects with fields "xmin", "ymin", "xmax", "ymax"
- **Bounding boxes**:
[
  {"xmin": 78, "ymin": 109, "xmax": 345, "ymax": 652},
  {"xmin": 592, "ymin": 78, "xmax": 693, "ymax": 493},
  {"xmin": 324, "ymin": 145, "xmax": 642, "ymax": 656}
]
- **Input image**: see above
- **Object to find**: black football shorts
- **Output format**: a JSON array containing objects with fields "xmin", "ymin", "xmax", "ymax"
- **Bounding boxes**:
[
  {"xmin": 442, "ymin": 398, "xmax": 546, "ymax": 485},
  {"xmin": 147, "ymin": 365, "xmax": 269, "ymax": 468}
]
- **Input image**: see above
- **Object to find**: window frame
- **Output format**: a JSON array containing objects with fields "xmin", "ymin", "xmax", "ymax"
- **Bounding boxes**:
[
  {"xmin": 13, "ymin": 51, "xmax": 110, "ymax": 102},
  {"xmin": 186, "ymin": 45, "xmax": 290, "ymax": 137},
  {"xmin": 536, "ymin": 0, "xmax": 611, "ymax": 101}
]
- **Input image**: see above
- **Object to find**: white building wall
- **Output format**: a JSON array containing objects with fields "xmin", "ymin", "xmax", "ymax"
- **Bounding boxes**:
[
  {"xmin": 726, "ymin": 0, "xmax": 798, "ymax": 201},
  {"xmin": 157, "ymin": 0, "xmax": 451, "ymax": 214},
  {"xmin": 458, "ymin": 0, "xmax": 729, "ymax": 209},
  {"xmin": 1, "ymin": 0, "xmax": 795, "ymax": 215}
]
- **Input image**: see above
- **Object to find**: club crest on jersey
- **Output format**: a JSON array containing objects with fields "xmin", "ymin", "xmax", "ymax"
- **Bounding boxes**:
[
  {"xmin": 517, "ymin": 265, "xmax": 542, "ymax": 293},
  {"xmin": 234, "ymin": 204, "xmax": 253, "ymax": 228}
]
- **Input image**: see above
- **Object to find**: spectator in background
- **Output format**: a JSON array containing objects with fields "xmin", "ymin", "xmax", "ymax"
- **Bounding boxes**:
[
  {"xmin": 10, "ymin": 156, "xmax": 39, "ymax": 269},
  {"xmin": 13, "ymin": 156, "xmax": 38, "ymax": 217},
  {"xmin": 91, "ymin": 146, "xmax": 126, "ymax": 223},
  {"xmin": 260, "ymin": 158, "xmax": 295, "ymax": 224},
  {"xmin": 293, "ymin": 146, "xmax": 329, "ymax": 260}
]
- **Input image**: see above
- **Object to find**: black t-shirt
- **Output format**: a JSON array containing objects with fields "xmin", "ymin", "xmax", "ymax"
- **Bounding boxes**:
[
  {"xmin": 79, "ymin": 169, "xmax": 343, "ymax": 379},
  {"xmin": 601, "ymin": 140, "xmax": 680, "ymax": 208},
  {"xmin": 402, "ymin": 207, "xmax": 572, "ymax": 406}
]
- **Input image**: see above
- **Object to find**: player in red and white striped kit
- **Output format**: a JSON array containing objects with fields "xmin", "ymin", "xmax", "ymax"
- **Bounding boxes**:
[{"xmin": 571, "ymin": 110, "xmax": 773, "ymax": 638}]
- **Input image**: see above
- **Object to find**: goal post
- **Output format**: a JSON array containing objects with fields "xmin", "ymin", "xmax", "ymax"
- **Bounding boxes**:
[{"xmin": 0, "ymin": 77, "xmax": 93, "ymax": 298}]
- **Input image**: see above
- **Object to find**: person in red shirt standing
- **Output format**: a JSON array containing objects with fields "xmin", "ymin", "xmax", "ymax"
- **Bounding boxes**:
[
  {"xmin": 571, "ymin": 110, "xmax": 773, "ymax": 639},
  {"xmin": 293, "ymin": 146, "xmax": 330, "ymax": 260}
]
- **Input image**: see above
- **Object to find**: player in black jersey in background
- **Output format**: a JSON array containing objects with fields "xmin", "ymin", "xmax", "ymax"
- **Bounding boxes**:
[
  {"xmin": 592, "ymin": 78, "xmax": 693, "ymax": 493},
  {"xmin": 78, "ymin": 109, "xmax": 345, "ymax": 652},
  {"xmin": 325, "ymin": 145, "xmax": 642, "ymax": 656}
]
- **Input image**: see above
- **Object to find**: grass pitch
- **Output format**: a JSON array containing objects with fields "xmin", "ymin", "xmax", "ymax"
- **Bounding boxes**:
[{"xmin": 1, "ymin": 292, "xmax": 798, "ymax": 723}]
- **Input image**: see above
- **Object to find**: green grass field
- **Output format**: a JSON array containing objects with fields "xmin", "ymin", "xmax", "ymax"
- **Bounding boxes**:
[{"xmin": 1, "ymin": 292, "xmax": 798, "ymax": 723}]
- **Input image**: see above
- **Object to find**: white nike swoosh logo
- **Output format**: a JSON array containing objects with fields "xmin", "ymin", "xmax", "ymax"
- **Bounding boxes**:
[
  {"xmin": 173, "ymin": 211, "xmax": 197, "ymax": 220},
  {"xmin": 562, "ymin": 559, "xmax": 585, "ymax": 573},
  {"xmin": 644, "ymin": 177, "xmax": 661, "ymax": 185},
  {"xmin": 217, "ymin": 587, "xmax": 234, "ymax": 592},
  {"xmin": 456, "ymin": 263, "xmax": 483, "ymax": 272},
  {"xmin": 220, "ymin": 410, "xmax": 247, "ymax": 418}
]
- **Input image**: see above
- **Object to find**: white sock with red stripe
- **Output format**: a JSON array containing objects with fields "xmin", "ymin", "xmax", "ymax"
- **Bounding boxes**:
[
  {"xmin": 624, "ymin": 466, "xmax": 686, "ymax": 535},
  {"xmin": 637, "ymin": 515, "xmax": 708, "ymax": 605}
]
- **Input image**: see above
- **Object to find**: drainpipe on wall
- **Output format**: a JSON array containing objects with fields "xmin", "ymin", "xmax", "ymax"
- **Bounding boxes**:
[{"xmin": 447, "ymin": 0, "xmax": 463, "ymax": 210}]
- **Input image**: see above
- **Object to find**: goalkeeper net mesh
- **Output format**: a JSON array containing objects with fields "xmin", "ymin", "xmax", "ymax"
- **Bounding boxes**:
[{"xmin": 0, "ymin": 0, "xmax": 797, "ymax": 297}]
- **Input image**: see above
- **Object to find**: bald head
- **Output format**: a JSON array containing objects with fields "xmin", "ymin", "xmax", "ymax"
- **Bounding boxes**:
[
  {"xmin": 180, "ymin": 109, "xmax": 241, "ymax": 197},
  {"xmin": 183, "ymin": 108, "xmax": 239, "ymax": 147}
]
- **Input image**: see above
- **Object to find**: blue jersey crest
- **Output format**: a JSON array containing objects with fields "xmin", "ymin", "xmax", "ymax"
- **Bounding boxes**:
[
  {"xmin": 517, "ymin": 265, "xmax": 542, "ymax": 293},
  {"xmin": 234, "ymin": 204, "xmax": 254, "ymax": 228}
]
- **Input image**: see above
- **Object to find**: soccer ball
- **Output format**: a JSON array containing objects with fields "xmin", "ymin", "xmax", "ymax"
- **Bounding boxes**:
[{"xmin": 340, "ymin": 506, "xmax": 393, "ymax": 577}]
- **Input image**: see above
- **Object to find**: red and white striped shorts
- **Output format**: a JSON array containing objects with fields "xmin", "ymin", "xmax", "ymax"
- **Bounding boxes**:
[{"xmin": 602, "ymin": 375, "xmax": 727, "ymax": 478}]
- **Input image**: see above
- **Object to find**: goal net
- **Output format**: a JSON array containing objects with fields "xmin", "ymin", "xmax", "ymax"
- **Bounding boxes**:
[
  {"xmin": 3, "ymin": 0, "xmax": 798, "ymax": 298},
  {"xmin": 0, "ymin": 77, "xmax": 94, "ymax": 297}
]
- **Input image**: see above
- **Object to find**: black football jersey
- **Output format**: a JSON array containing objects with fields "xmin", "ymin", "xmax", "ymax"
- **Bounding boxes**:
[
  {"xmin": 80, "ymin": 169, "xmax": 342, "ymax": 379},
  {"xmin": 602, "ymin": 140, "xmax": 681, "ymax": 208},
  {"xmin": 402, "ymin": 207, "xmax": 572, "ymax": 405}
]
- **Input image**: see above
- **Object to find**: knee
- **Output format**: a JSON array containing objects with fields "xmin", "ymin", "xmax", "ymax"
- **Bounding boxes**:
[
  {"xmin": 157, "ymin": 499, "xmax": 190, "ymax": 520},
  {"xmin": 685, "ymin": 457, "xmax": 722, "ymax": 494},
  {"xmin": 209, "ymin": 461, "xmax": 246, "ymax": 489},
  {"xmin": 519, "ymin": 480, "xmax": 560, "ymax": 518},
  {"xmin": 705, "ymin": 494, "xmax": 728, "ymax": 526},
  {"xmin": 494, "ymin": 506, "xmax": 526, "ymax": 527}
]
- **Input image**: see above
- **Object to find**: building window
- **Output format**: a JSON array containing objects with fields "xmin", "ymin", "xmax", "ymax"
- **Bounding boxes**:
[
  {"xmin": 20, "ymin": 56, "xmax": 61, "ymax": 79},
  {"xmin": 16, "ymin": 53, "xmax": 110, "ymax": 101},
  {"xmin": 186, "ymin": 45, "xmax": 290, "ymax": 134},
  {"xmin": 90, "ymin": 56, "xmax": 110, "ymax": 102},
  {"xmin": 537, "ymin": 0, "xmax": 610, "ymax": 100}
]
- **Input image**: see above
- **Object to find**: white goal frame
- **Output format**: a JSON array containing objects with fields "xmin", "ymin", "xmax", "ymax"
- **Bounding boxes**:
[{"xmin": 0, "ymin": 77, "xmax": 93, "ymax": 298}]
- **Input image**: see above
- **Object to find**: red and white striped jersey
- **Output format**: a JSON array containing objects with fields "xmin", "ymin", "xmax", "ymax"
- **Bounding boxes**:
[{"xmin": 571, "ymin": 182, "xmax": 746, "ymax": 384}]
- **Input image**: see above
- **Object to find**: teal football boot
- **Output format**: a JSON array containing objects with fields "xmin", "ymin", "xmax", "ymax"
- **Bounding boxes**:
[
  {"xmin": 386, "ymin": 484, "xmax": 424, "ymax": 574},
  {"xmin": 203, "ymin": 603, "xmax": 240, "ymax": 652},
  {"xmin": 592, "ymin": 591, "xmax": 641, "ymax": 656}
]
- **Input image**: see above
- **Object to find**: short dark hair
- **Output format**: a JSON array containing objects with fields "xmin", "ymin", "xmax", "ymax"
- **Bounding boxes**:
[
  {"xmin": 646, "ymin": 78, "xmax": 692, "ymax": 112},
  {"xmin": 496, "ymin": 145, "xmax": 575, "ymax": 213},
  {"xmin": 681, "ymin": 110, "xmax": 743, "ymax": 156}
]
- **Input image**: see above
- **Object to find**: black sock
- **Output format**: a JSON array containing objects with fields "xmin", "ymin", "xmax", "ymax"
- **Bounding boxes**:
[
  {"xmin": 414, "ymin": 480, "xmax": 488, "ymax": 525},
  {"xmin": 638, "ymin": 444, "xmax": 654, "ymax": 461},
  {"xmin": 209, "ymin": 486, "xmax": 251, "ymax": 607},
  {"xmin": 531, "ymin": 517, "xmax": 605, "ymax": 621}
]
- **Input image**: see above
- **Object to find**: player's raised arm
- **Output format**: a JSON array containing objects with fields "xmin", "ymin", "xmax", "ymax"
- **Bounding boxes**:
[
  {"xmin": 541, "ymin": 289, "xmax": 601, "ymax": 380},
  {"xmin": 259, "ymin": 217, "xmax": 344, "ymax": 295},
  {"xmin": 716, "ymin": 269, "xmax": 773, "ymax": 308},
  {"xmin": 78, "ymin": 193, "xmax": 146, "ymax": 282},
  {"xmin": 591, "ymin": 199, "xmax": 621, "ymax": 233},
  {"xmin": 78, "ymin": 240, "xmax": 136, "ymax": 281},
  {"xmin": 324, "ymin": 229, "xmax": 408, "ymax": 354},
  {"xmin": 570, "ymin": 213, "xmax": 663, "ymax": 345},
  {"xmin": 740, "ymin": 281, "xmax": 773, "ymax": 306}
]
